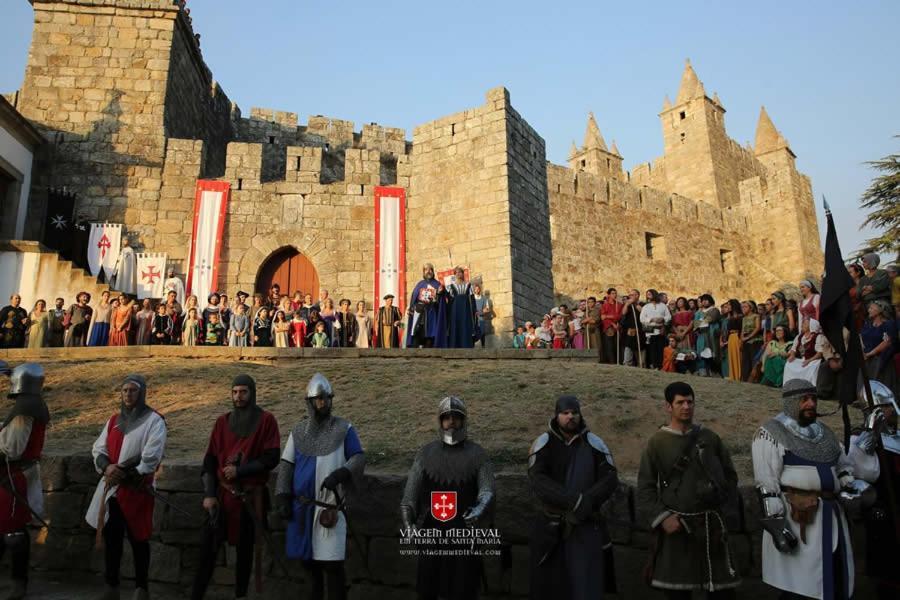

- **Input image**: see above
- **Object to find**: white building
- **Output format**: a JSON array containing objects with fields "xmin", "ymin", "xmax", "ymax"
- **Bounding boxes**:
[{"xmin": 0, "ymin": 94, "xmax": 43, "ymax": 240}]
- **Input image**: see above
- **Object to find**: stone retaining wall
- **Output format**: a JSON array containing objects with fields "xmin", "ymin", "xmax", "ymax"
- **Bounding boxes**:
[{"xmin": 22, "ymin": 453, "xmax": 873, "ymax": 599}]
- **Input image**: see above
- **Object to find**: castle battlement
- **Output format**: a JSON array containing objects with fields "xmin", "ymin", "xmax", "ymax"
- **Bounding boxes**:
[
  {"xmin": 13, "ymin": 1, "xmax": 823, "ymax": 338},
  {"xmin": 547, "ymin": 162, "xmax": 750, "ymax": 233}
]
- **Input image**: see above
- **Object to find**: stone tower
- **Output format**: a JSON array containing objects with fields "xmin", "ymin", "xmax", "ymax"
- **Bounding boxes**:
[
  {"xmin": 568, "ymin": 113, "xmax": 624, "ymax": 181},
  {"xmin": 13, "ymin": 0, "xmax": 233, "ymax": 245},
  {"xmin": 741, "ymin": 107, "xmax": 824, "ymax": 282},
  {"xmin": 657, "ymin": 59, "xmax": 730, "ymax": 206}
]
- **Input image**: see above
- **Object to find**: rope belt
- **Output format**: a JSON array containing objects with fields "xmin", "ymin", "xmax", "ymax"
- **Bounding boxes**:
[{"xmin": 670, "ymin": 509, "xmax": 736, "ymax": 590}]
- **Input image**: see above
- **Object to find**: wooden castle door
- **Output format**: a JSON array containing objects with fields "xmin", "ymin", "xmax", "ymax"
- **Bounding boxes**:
[{"xmin": 255, "ymin": 247, "xmax": 319, "ymax": 298}]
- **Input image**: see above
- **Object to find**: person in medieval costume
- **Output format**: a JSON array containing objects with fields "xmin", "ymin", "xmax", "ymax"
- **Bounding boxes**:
[
  {"xmin": 111, "ymin": 238, "xmax": 137, "ymax": 295},
  {"xmin": 528, "ymin": 395, "xmax": 619, "ymax": 600},
  {"xmin": 400, "ymin": 396, "xmax": 495, "ymax": 600},
  {"xmin": 64, "ymin": 292, "xmax": 93, "ymax": 347},
  {"xmin": 87, "ymin": 290, "xmax": 113, "ymax": 347},
  {"xmin": 375, "ymin": 294, "xmax": 402, "ymax": 348},
  {"xmin": 276, "ymin": 373, "xmax": 365, "ymax": 600},
  {"xmin": 0, "ymin": 363, "xmax": 49, "ymax": 600},
  {"xmin": 192, "ymin": 374, "xmax": 281, "ymax": 600},
  {"xmin": 406, "ymin": 263, "xmax": 446, "ymax": 348},
  {"xmin": 845, "ymin": 381, "xmax": 900, "ymax": 600},
  {"xmin": 445, "ymin": 266, "xmax": 478, "ymax": 349},
  {"xmin": 333, "ymin": 299, "xmax": 358, "ymax": 348},
  {"xmin": 86, "ymin": 374, "xmax": 167, "ymax": 600},
  {"xmin": 0, "ymin": 295, "xmax": 28, "ymax": 349},
  {"xmin": 48, "ymin": 297, "xmax": 66, "ymax": 347},
  {"xmin": 693, "ymin": 294, "xmax": 722, "ymax": 377},
  {"xmin": 751, "ymin": 378, "xmax": 859, "ymax": 600},
  {"xmin": 162, "ymin": 268, "xmax": 185, "ymax": 308},
  {"xmin": 637, "ymin": 381, "xmax": 741, "ymax": 598}
]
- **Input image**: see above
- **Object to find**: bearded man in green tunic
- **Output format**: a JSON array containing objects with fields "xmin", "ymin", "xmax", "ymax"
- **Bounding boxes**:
[{"xmin": 636, "ymin": 381, "xmax": 742, "ymax": 598}]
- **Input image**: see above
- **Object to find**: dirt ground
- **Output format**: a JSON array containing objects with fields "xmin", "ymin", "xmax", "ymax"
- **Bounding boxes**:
[{"xmin": 18, "ymin": 357, "xmax": 855, "ymax": 479}]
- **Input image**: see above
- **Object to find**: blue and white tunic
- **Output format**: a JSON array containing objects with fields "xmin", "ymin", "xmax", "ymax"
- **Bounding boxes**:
[
  {"xmin": 280, "ymin": 422, "xmax": 363, "ymax": 561},
  {"xmin": 752, "ymin": 421, "xmax": 855, "ymax": 600}
]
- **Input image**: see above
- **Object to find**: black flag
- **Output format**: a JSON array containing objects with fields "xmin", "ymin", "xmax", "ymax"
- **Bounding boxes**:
[
  {"xmin": 818, "ymin": 197, "xmax": 863, "ymax": 450},
  {"xmin": 41, "ymin": 187, "xmax": 76, "ymax": 255}
]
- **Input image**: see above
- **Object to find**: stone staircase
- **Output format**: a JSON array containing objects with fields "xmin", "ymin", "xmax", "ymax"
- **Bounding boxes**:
[{"xmin": 0, "ymin": 240, "xmax": 110, "ymax": 308}]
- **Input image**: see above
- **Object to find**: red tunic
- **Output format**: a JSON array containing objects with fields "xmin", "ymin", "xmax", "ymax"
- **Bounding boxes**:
[
  {"xmin": 290, "ymin": 320, "xmax": 307, "ymax": 347},
  {"xmin": 600, "ymin": 299, "xmax": 621, "ymax": 332},
  {"xmin": 106, "ymin": 414, "xmax": 158, "ymax": 541},
  {"xmin": 205, "ymin": 411, "xmax": 280, "ymax": 544},
  {"xmin": 0, "ymin": 419, "xmax": 46, "ymax": 533}
]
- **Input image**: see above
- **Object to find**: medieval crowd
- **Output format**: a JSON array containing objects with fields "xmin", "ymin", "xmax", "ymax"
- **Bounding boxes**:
[
  {"xmin": 2, "ymin": 362, "xmax": 899, "ymax": 600},
  {"xmin": 0, "ymin": 264, "xmax": 497, "ymax": 352},
  {"xmin": 517, "ymin": 253, "xmax": 900, "ymax": 393}
]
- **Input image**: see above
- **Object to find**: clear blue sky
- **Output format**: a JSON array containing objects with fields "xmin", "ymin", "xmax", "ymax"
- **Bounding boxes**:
[{"xmin": 2, "ymin": 0, "xmax": 898, "ymax": 260}]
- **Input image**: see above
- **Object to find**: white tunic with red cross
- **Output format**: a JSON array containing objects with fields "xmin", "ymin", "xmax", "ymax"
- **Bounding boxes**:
[{"xmin": 85, "ymin": 411, "xmax": 167, "ymax": 541}]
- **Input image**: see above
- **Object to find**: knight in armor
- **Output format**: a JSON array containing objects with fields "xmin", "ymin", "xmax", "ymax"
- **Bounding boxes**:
[
  {"xmin": 406, "ymin": 263, "xmax": 445, "ymax": 348},
  {"xmin": 751, "ymin": 378, "xmax": 860, "ymax": 600},
  {"xmin": 844, "ymin": 381, "xmax": 900, "ymax": 600},
  {"xmin": 275, "ymin": 373, "xmax": 365, "ymax": 600},
  {"xmin": 636, "ymin": 381, "xmax": 741, "ymax": 599},
  {"xmin": 191, "ymin": 374, "xmax": 281, "ymax": 600},
  {"xmin": 528, "ymin": 395, "xmax": 619, "ymax": 600},
  {"xmin": 0, "ymin": 363, "xmax": 49, "ymax": 600},
  {"xmin": 85, "ymin": 375, "xmax": 167, "ymax": 600},
  {"xmin": 400, "ymin": 396, "xmax": 495, "ymax": 600}
]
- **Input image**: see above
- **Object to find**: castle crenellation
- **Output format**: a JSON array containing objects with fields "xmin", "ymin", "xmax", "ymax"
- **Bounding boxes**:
[{"xmin": 7, "ymin": 0, "xmax": 823, "ymax": 344}]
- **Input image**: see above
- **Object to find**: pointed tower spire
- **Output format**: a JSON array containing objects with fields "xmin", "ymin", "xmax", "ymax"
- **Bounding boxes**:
[
  {"xmin": 676, "ymin": 58, "xmax": 705, "ymax": 104},
  {"xmin": 754, "ymin": 106, "xmax": 789, "ymax": 154},
  {"xmin": 662, "ymin": 95, "xmax": 672, "ymax": 111},
  {"xmin": 583, "ymin": 112, "xmax": 608, "ymax": 151},
  {"xmin": 610, "ymin": 140, "xmax": 621, "ymax": 157},
  {"xmin": 568, "ymin": 140, "xmax": 579, "ymax": 159}
]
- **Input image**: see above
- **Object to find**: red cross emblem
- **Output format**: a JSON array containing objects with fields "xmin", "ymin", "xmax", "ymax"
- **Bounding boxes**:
[
  {"xmin": 142, "ymin": 265, "xmax": 161, "ymax": 284},
  {"xmin": 430, "ymin": 491, "xmax": 457, "ymax": 522},
  {"xmin": 97, "ymin": 234, "xmax": 111, "ymax": 260}
]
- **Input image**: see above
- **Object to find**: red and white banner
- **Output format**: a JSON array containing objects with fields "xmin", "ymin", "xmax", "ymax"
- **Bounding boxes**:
[
  {"xmin": 135, "ymin": 252, "xmax": 167, "ymax": 299},
  {"xmin": 87, "ymin": 222, "xmax": 122, "ymax": 279},
  {"xmin": 187, "ymin": 180, "xmax": 229, "ymax": 310},
  {"xmin": 374, "ymin": 186, "xmax": 406, "ymax": 313}
]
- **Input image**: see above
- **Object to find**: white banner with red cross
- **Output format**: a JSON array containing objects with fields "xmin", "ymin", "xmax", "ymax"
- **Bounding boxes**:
[
  {"xmin": 187, "ymin": 180, "xmax": 230, "ymax": 310},
  {"xmin": 374, "ymin": 186, "xmax": 406, "ymax": 313},
  {"xmin": 135, "ymin": 252, "xmax": 167, "ymax": 299},
  {"xmin": 87, "ymin": 222, "xmax": 122, "ymax": 279}
]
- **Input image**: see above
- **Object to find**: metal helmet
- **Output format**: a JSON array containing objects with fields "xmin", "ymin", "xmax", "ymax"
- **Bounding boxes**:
[
  {"xmin": 438, "ymin": 396, "xmax": 467, "ymax": 445},
  {"xmin": 8, "ymin": 363, "xmax": 45, "ymax": 397},
  {"xmin": 305, "ymin": 373, "xmax": 333, "ymax": 420},
  {"xmin": 858, "ymin": 380, "xmax": 899, "ymax": 435},
  {"xmin": 856, "ymin": 380, "xmax": 898, "ymax": 413}
]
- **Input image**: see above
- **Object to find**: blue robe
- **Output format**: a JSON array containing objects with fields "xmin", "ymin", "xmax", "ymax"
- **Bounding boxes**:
[
  {"xmin": 447, "ymin": 282, "xmax": 477, "ymax": 348},
  {"xmin": 406, "ymin": 278, "xmax": 447, "ymax": 347}
]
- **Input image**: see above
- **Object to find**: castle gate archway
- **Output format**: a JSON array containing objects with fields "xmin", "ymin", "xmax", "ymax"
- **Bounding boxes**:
[{"xmin": 255, "ymin": 246, "xmax": 320, "ymax": 298}]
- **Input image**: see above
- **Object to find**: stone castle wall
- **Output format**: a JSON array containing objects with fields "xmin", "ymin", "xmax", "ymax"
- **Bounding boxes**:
[
  {"xmin": 406, "ymin": 88, "xmax": 554, "ymax": 340},
  {"xmin": 547, "ymin": 164, "xmax": 765, "ymax": 302},
  {"xmin": 8, "ymin": 0, "xmax": 824, "ymax": 337}
]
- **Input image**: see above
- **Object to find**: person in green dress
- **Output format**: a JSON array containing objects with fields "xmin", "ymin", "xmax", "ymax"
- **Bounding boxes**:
[{"xmin": 760, "ymin": 325, "xmax": 790, "ymax": 387}]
